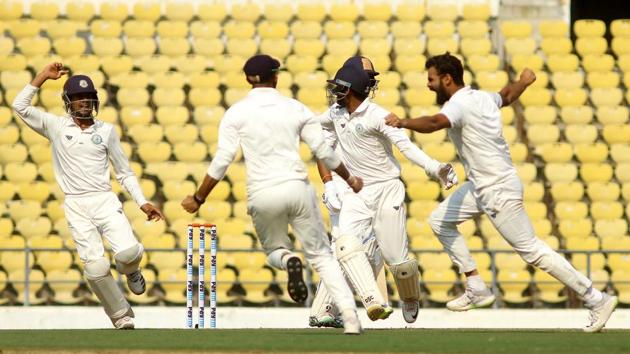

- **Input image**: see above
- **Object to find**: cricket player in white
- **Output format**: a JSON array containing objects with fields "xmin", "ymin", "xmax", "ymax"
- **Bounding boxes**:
[
  {"xmin": 310, "ymin": 56, "xmax": 392, "ymax": 328},
  {"xmin": 181, "ymin": 55, "xmax": 364, "ymax": 334},
  {"xmin": 385, "ymin": 52, "xmax": 617, "ymax": 332},
  {"xmin": 317, "ymin": 64, "xmax": 458, "ymax": 323},
  {"xmin": 12, "ymin": 63, "xmax": 164, "ymax": 329}
]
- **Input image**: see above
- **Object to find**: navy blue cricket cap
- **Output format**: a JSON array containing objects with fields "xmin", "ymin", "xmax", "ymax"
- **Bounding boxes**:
[
  {"xmin": 63, "ymin": 75, "xmax": 97, "ymax": 97},
  {"xmin": 327, "ymin": 64, "xmax": 371, "ymax": 96},
  {"xmin": 243, "ymin": 54, "xmax": 280, "ymax": 83},
  {"xmin": 343, "ymin": 56, "xmax": 380, "ymax": 77}
]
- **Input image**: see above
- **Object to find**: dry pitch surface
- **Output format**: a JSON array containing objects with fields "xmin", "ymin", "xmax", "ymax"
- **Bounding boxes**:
[{"xmin": 1, "ymin": 329, "xmax": 629, "ymax": 353}]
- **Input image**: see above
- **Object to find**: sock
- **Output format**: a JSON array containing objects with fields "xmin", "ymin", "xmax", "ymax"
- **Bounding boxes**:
[
  {"xmin": 466, "ymin": 274, "xmax": 487, "ymax": 293},
  {"xmin": 267, "ymin": 249, "xmax": 292, "ymax": 270},
  {"xmin": 583, "ymin": 287, "xmax": 604, "ymax": 306}
]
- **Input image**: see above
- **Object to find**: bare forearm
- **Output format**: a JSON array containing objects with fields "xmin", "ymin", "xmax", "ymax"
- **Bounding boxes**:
[
  {"xmin": 499, "ymin": 81, "xmax": 529, "ymax": 107},
  {"xmin": 30, "ymin": 72, "xmax": 49, "ymax": 88},
  {"xmin": 317, "ymin": 159, "xmax": 333, "ymax": 183},
  {"xmin": 195, "ymin": 174, "xmax": 220, "ymax": 201}
]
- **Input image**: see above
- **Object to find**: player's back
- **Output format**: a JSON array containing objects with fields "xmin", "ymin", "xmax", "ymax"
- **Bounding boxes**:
[
  {"xmin": 444, "ymin": 87, "xmax": 517, "ymax": 190},
  {"xmin": 226, "ymin": 88, "xmax": 312, "ymax": 192}
]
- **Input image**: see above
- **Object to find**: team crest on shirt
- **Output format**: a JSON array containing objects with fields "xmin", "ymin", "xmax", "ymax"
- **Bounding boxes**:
[
  {"xmin": 91, "ymin": 134, "xmax": 102, "ymax": 144},
  {"xmin": 355, "ymin": 123, "xmax": 365, "ymax": 134}
]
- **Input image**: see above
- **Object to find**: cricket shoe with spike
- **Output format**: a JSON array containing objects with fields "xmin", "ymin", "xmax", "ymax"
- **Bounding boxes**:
[
  {"xmin": 286, "ymin": 256, "xmax": 308, "ymax": 303},
  {"xmin": 447, "ymin": 288, "xmax": 495, "ymax": 312},
  {"xmin": 309, "ymin": 314, "xmax": 344, "ymax": 328},
  {"xmin": 402, "ymin": 300, "xmax": 419, "ymax": 323},
  {"xmin": 126, "ymin": 270, "xmax": 146, "ymax": 295},
  {"xmin": 379, "ymin": 305, "xmax": 394, "ymax": 320},
  {"xmin": 584, "ymin": 294, "xmax": 618, "ymax": 333},
  {"xmin": 341, "ymin": 309, "xmax": 362, "ymax": 335},
  {"xmin": 114, "ymin": 316, "xmax": 135, "ymax": 330}
]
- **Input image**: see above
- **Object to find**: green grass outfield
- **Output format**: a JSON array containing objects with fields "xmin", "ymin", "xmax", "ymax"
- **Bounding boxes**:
[{"xmin": 1, "ymin": 329, "xmax": 630, "ymax": 353}]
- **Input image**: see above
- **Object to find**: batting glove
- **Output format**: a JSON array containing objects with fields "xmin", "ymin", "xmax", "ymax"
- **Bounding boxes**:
[
  {"xmin": 437, "ymin": 163, "xmax": 459, "ymax": 190},
  {"xmin": 322, "ymin": 181, "xmax": 342, "ymax": 213}
]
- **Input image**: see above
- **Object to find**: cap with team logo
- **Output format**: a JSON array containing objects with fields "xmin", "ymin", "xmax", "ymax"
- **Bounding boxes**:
[
  {"xmin": 243, "ymin": 54, "xmax": 281, "ymax": 83},
  {"xmin": 63, "ymin": 75, "xmax": 97, "ymax": 97}
]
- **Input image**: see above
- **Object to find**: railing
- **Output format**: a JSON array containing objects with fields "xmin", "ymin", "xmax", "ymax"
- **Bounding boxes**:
[{"xmin": 1, "ymin": 247, "xmax": 628, "ymax": 307}]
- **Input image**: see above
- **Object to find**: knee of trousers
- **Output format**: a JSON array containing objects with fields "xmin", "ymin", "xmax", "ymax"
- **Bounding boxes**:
[
  {"xmin": 114, "ymin": 243, "xmax": 144, "ymax": 275},
  {"xmin": 335, "ymin": 234, "xmax": 364, "ymax": 262},
  {"xmin": 428, "ymin": 211, "xmax": 459, "ymax": 238},
  {"xmin": 83, "ymin": 257, "xmax": 111, "ymax": 280},
  {"xmin": 517, "ymin": 239, "xmax": 554, "ymax": 269}
]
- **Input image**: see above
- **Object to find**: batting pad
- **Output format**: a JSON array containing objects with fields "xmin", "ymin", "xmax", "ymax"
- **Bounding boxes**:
[
  {"xmin": 114, "ymin": 243, "xmax": 144, "ymax": 275},
  {"xmin": 336, "ymin": 234, "xmax": 384, "ymax": 307},
  {"xmin": 84, "ymin": 257, "xmax": 134, "ymax": 323},
  {"xmin": 390, "ymin": 258, "xmax": 420, "ymax": 302}
]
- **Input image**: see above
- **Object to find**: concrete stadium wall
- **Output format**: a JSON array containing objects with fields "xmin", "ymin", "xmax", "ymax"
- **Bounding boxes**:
[{"xmin": 1, "ymin": 307, "xmax": 629, "ymax": 330}]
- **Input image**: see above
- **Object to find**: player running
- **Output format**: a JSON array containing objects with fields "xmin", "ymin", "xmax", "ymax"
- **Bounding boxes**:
[
  {"xmin": 385, "ymin": 52, "xmax": 617, "ymax": 333},
  {"xmin": 309, "ymin": 56, "xmax": 391, "ymax": 328},
  {"xmin": 317, "ymin": 63, "xmax": 458, "ymax": 324},
  {"xmin": 12, "ymin": 63, "xmax": 164, "ymax": 329},
  {"xmin": 181, "ymin": 54, "xmax": 364, "ymax": 334}
]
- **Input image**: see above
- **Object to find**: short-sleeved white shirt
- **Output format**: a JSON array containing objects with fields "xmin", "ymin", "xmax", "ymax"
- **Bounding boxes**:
[{"xmin": 440, "ymin": 86, "xmax": 518, "ymax": 190}]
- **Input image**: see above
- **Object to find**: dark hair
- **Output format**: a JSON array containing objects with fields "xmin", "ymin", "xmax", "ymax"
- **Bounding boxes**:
[{"xmin": 425, "ymin": 52, "xmax": 465, "ymax": 86}]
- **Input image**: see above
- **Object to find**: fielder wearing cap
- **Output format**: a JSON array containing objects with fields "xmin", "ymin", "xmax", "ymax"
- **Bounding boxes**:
[
  {"xmin": 12, "ymin": 63, "xmax": 164, "ymax": 329},
  {"xmin": 312, "ymin": 60, "xmax": 459, "ymax": 326},
  {"xmin": 181, "ymin": 54, "xmax": 365, "ymax": 334}
]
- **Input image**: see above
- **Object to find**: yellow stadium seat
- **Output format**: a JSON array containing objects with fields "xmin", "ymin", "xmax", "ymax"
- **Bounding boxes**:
[
  {"xmin": 574, "ymin": 19, "xmax": 606, "ymax": 37},
  {"xmin": 504, "ymin": 37, "xmax": 537, "ymax": 57},
  {"xmin": 498, "ymin": 269, "xmax": 531, "ymax": 304},
  {"xmin": 546, "ymin": 54, "xmax": 580, "ymax": 72},
  {"xmin": 527, "ymin": 124, "xmax": 559, "ymax": 145},
  {"xmin": 559, "ymin": 218, "xmax": 593, "ymax": 238},
  {"xmin": 554, "ymin": 201, "xmax": 588, "ymax": 220},
  {"xmin": 603, "ymin": 123, "xmax": 630, "ymax": 144},
  {"xmin": 523, "ymin": 106, "xmax": 556, "ymax": 125},
  {"xmin": 132, "ymin": 2, "xmax": 160, "ymax": 22},
  {"xmin": 173, "ymin": 142, "xmax": 208, "ymax": 163},
  {"xmin": 240, "ymin": 268, "xmax": 274, "ymax": 304},
  {"xmin": 324, "ymin": 21, "xmax": 356, "ymax": 39},
  {"xmin": 461, "ymin": 38, "xmax": 492, "ymax": 58},
  {"xmin": 406, "ymin": 181, "xmax": 440, "ymax": 201},
  {"xmin": 612, "ymin": 37, "xmax": 630, "ymax": 56},
  {"xmin": 580, "ymin": 163, "xmax": 614, "ymax": 183},
  {"xmin": 52, "ymin": 37, "xmax": 86, "ymax": 57},
  {"xmin": 0, "ymin": 1, "xmax": 22, "ymax": 21},
  {"xmin": 101, "ymin": 55, "xmax": 133, "ymax": 76},
  {"xmin": 595, "ymin": 219, "xmax": 628, "ymax": 239},
  {"xmin": 540, "ymin": 37, "xmax": 573, "ymax": 56},
  {"xmin": 591, "ymin": 88, "xmax": 623, "ymax": 107},
  {"xmin": 395, "ymin": 2, "xmax": 425, "ymax": 21},
  {"xmin": 7, "ymin": 19, "xmax": 41, "ymax": 39},
  {"xmin": 164, "ymin": 2, "xmax": 193, "ymax": 21},
  {"xmin": 423, "ymin": 269, "xmax": 456, "ymax": 303},
  {"xmin": 390, "ymin": 20, "xmax": 422, "ymax": 39},
  {"xmin": 137, "ymin": 142, "xmax": 172, "ymax": 163},
  {"xmin": 582, "ymin": 54, "xmax": 615, "ymax": 72},
  {"xmin": 231, "ymin": 3, "xmax": 261, "ymax": 22},
  {"xmin": 591, "ymin": 201, "xmax": 623, "ymax": 220},
  {"xmin": 294, "ymin": 3, "xmax": 325, "ymax": 21},
  {"xmin": 9, "ymin": 269, "xmax": 46, "ymax": 305},
  {"xmin": 128, "ymin": 124, "xmax": 163, "ymax": 144},
  {"xmin": 427, "ymin": 38, "xmax": 459, "ymax": 57},
  {"xmin": 157, "ymin": 20, "xmax": 188, "ymax": 38},
  {"xmin": 395, "ymin": 54, "xmax": 427, "ymax": 75},
  {"xmin": 120, "ymin": 107, "xmax": 152, "ymax": 126},
  {"xmin": 90, "ymin": 20, "xmax": 122, "ymax": 37},
  {"xmin": 554, "ymin": 88, "xmax": 588, "ymax": 107},
  {"xmin": 462, "ymin": 3, "xmax": 490, "ymax": 20},
  {"xmin": 153, "ymin": 88, "xmax": 185, "ymax": 107},
  {"xmin": 427, "ymin": 3, "xmax": 457, "ymax": 21},
  {"xmin": 0, "ymin": 144, "xmax": 28, "ymax": 164},
  {"xmin": 534, "ymin": 270, "xmax": 566, "ymax": 303},
  {"xmin": 290, "ymin": 20, "xmax": 322, "ymax": 39},
  {"xmin": 159, "ymin": 38, "xmax": 190, "ymax": 57},
  {"xmin": 417, "ymin": 252, "xmax": 451, "ymax": 270},
  {"xmin": 124, "ymin": 38, "xmax": 156, "ymax": 57},
  {"xmin": 587, "ymin": 71, "xmax": 620, "ymax": 89},
  {"xmin": 565, "ymin": 124, "xmax": 598, "ymax": 144},
  {"xmin": 425, "ymin": 20, "xmax": 455, "ymax": 37},
  {"xmin": 574, "ymin": 143, "xmax": 608, "ymax": 163},
  {"xmin": 539, "ymin": 19, "xmax": 568, "ymax": 37},
  {"xmin": 617, "ymin": 163, "xmax": 630, "ymax": 183},
  {"xmin": 501, "ymin": 20, "xmax": 533, "ymax": 38},
  {"xmin": 518, "ymin": 88, "xmax": 552, "ymax": 107},
  {"xmin": 17, "ymin": 181, "xmax": 51, "ymax": 203},
  {"xmin": 560, "ymin": 105, "xmax": 593, "ymax": 124},
  {"xmin": 549, "ymin": 182, "xmax": 583, "ymax": 202},
  {"xmin": 157, "ymin": 268, "xmax": 186, "ymax": 304},
  {"xmin": 612, "ymin": 270, "xmax": 630, "ymax": 304},
  {"xmin": 586, "ymin": 182, "xmax": 620, "ymax": 203},
  {"xmin": 329, "ymin": 3, "xmax": 359, "ymax": 22},
  {"xmin": 47, "ymin": 268, "xmax": 82, "ymax": 304},
  {"xmin": 16, "ymin": 37, "xmax": 51, "ymax": 58},
  {"xmin": 510, "ymin": 53, "xmax": 544, "ymax": 72},
  {"xmin": 551, "ymin": 71, "xmax": 584, "ymax": 90},
  {"xmin": 357, "ymin": 20, "xmax": 389, "ymax": 39}
]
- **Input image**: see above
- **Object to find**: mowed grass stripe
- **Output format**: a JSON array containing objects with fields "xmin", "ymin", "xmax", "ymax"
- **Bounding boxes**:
[{"xmin": 0, "ymin": 329, "xmax": 629, "ymax": 353}]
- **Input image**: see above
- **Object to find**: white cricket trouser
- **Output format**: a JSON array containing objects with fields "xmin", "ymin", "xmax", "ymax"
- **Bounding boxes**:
[
  {"xmin": 248, "ymin": 179, "xmax": 356, "ymax": 311},
  {"xmin": 64, "ymin": 191, "xmax": 140, "ymax": 263},
  {"xmin": 429, "ymin": 176, "xmax": 592, "ymax": 295},
  {"xmin": 338, "ymin": 178, "xmax": 409, "ymax": 266}
]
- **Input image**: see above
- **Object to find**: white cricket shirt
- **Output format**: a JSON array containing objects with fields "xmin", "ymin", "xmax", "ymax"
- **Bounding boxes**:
[
  {"xmin": 319, "ymin": 99, "xmax": 440, "ymax": 186},
  {"xmin": 12, "ymin": 84, "xmax": 148, "ymax": 206},
  {"xmin": 440, "ymin": 86, "xmax": 518, "ymax": 190},
  {"xmin": 207, "ymin": 87, "xmax": 341, "ymax": 196}
]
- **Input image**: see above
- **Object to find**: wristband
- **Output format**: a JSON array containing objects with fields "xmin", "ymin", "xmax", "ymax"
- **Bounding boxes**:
[
  {"xmin": 321, "ymin": 174, "xmax": 332, "ymax": 183},
  {"xmin": 347, "ymin": 176, "xmax": 357, "ymax": 187},
  {"xmin": 193, "ymin": 194, "xmax": 205, "ymax": 205}
]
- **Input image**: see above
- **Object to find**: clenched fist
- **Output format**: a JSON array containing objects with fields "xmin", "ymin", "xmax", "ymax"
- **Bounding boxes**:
[{"xmin": 519, "ymin": 68, "xmax": 536, "ymax": 87}]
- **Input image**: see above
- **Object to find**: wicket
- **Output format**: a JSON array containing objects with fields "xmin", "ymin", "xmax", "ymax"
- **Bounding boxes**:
[{"xmin": 186, "ymin": 223, "xmax": 217, "ymax": 329}]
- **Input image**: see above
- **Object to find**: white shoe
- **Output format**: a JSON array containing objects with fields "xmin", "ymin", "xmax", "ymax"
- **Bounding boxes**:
[
  {"xmin": 126, "ymin": 270, "xmax": 146, "ymax": 295},
  {"xmin": 446, "ymin": 288, "xmax": 495, "ymax": 312},
  {"xmin": 402, "ymin": 300, "xmax": 419, "ymax": 323},
  {"xmin": 584, "ymin": 294, "xmax": 618, "ymax": 333},
  {"xmin": 341, "ymin": 309, "xmax": 362, "ymax": 335},
  {"xmin": 114, "ymin": 316, "xmax": 135, "ymax": 330}
]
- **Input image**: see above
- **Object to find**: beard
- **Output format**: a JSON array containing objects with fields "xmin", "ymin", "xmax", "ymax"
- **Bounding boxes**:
[{"xmin": 435, "ymin": 85, "xmax": 450, "ymax": 105}]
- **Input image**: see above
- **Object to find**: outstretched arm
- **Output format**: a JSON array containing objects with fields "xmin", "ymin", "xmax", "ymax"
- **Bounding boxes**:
[
  {"xmin": 498, "ymin": 68, "xmax": 536, "ymax": 107},
  {"xmin": 384, "ymin": 112, "xmax": 451, "ymax": 133}
]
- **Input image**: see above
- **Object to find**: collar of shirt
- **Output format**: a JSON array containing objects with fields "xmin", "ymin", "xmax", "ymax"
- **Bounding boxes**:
[
  {"xmin": 333, "ymin": 98, "xmax": 372, "ymax": 120},
  {"xmin": 447, "ymin": 86, "xmax": 472, "ymax": 103},
  {"xmin": 65, "ymin": 118, "xmax": 100, "ymax": 133},
  {"xmin": 247, "ymin": 87, "xmax": 278, "ymax": 96}
]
